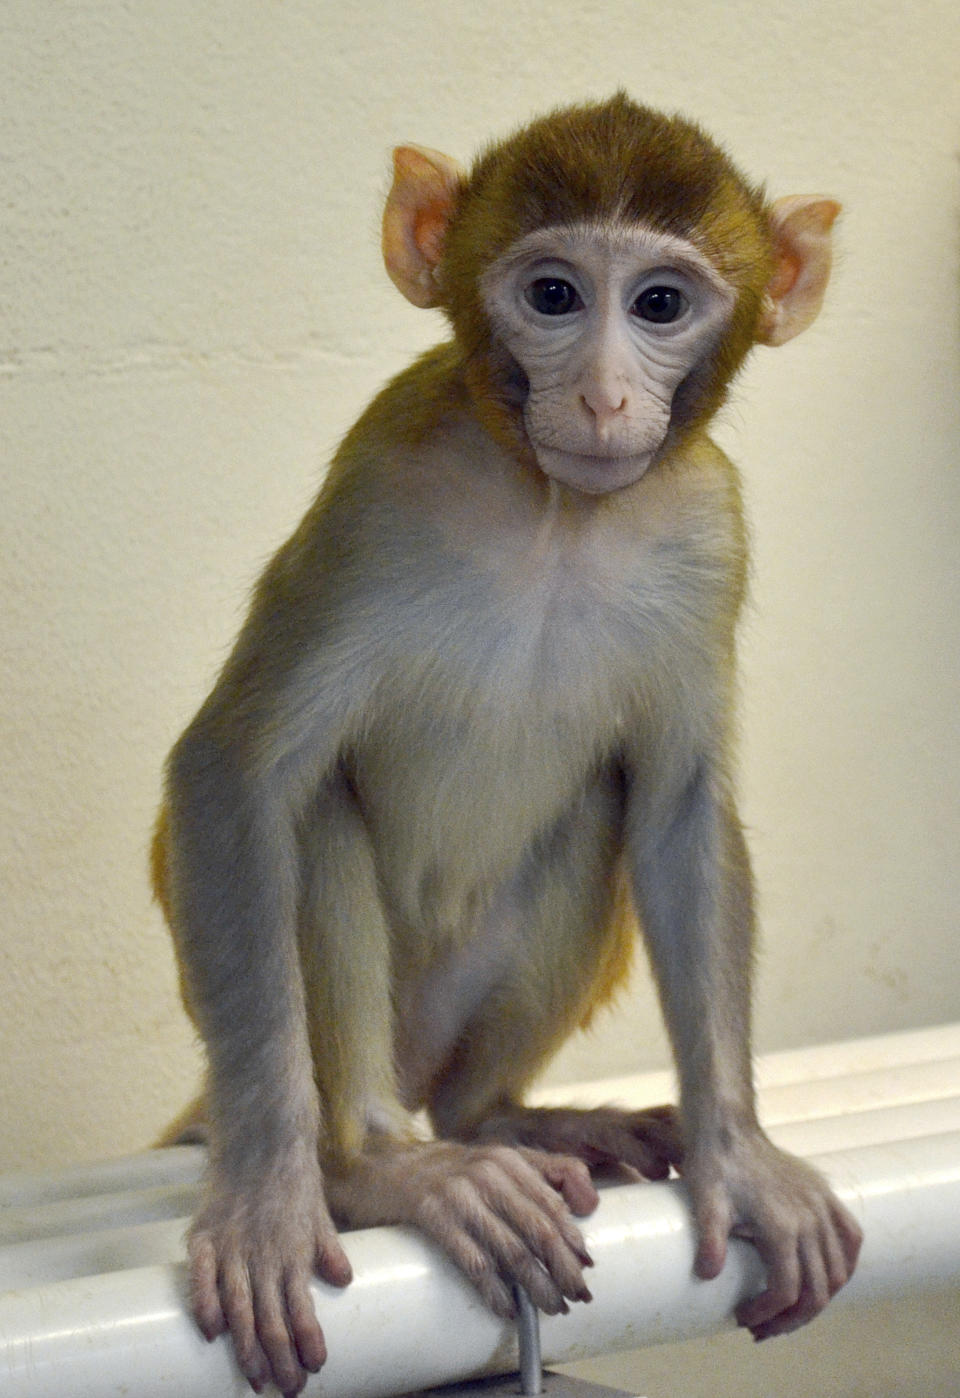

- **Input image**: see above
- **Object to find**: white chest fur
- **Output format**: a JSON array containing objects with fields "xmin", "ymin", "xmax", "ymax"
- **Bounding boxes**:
[{"xmin": 348, "ymin": 441, "xmax": 739, "ymax": 937}]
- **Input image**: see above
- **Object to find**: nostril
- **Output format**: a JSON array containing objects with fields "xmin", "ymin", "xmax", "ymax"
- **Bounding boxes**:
[
  {"xmin": 581, "ymin": 388, "xmax": 627, "ymax": 419},
  {"xmin": 581, "ymin": 393, "xmax": 627, "ymax": 429}
]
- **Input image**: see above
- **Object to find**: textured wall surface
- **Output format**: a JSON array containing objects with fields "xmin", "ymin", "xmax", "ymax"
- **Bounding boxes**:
[{"xmin": 1, "ymin": 0, "xmax": 958, "ymax": 1176}]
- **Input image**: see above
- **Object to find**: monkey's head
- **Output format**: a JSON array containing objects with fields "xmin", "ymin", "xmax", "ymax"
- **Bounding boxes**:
[{"xmin": 383, "ymin": 94, "xmax": 838, "ymax": 495}]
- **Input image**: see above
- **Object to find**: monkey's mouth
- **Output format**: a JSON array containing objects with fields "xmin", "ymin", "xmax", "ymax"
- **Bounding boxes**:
[{"xmin": 532, "ymin": 444, "xmax": 657, "ymax": 494}]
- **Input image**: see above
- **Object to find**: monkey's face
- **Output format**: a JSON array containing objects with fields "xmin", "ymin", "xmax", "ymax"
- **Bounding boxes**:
[{"xmin": 481, "ymin": 222, "xmax": 736, "ymax": 494}]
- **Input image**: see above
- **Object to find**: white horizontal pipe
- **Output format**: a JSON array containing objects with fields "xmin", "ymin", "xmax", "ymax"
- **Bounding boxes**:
[
  {"xmin": 2, "ymin": 1094, "xmax": 959, "ymax": 1293},
  {"xmin": 4, "ymin": 1089, "xmax": 958, "ymax": 1282},
  {"xmin": 0, "ymin": 1182, "xmax": 199, "ymax": 1247},
  {"xmin": 0, "ymin": 1218, "xmax": 188, "ymax": 1291},
  {"xmin": 535, "ymin": 1021, "xmax": 960, "ymax": 1111},
  {"xmin": 769, "ymin": 1093, "xmax": 960, "ymax": 1155},
  {"xmin": 0, "ymin": 1146, "xmax": 204, "ymax": 1211},
  {"xmin": 534, "ymin": 1055, "xmax": 960, "ymax": 1123},
  {"xmin": 4, "ymin": 1023, "xmax": 955, "ymax": 1216},
  {"xmin": 2, "ymin": 1130, "xmax": 959, "ymax": 1398}
]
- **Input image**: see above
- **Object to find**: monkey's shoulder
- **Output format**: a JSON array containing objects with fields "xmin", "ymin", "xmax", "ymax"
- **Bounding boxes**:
[{"xmin": 334, "ymin": 342, "xmax": 470, "ymax": 468}]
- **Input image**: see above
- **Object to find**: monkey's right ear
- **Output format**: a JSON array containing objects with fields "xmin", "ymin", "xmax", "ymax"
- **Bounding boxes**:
[{"xmin": 382, "ymin": 145, "xmax": 466, "ymax": 308}]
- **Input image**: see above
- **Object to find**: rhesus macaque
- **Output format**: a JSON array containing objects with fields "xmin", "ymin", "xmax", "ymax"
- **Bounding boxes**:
[{"xmin": 153, "ymin": 94, "xmax": 861, "ymax": 1396}]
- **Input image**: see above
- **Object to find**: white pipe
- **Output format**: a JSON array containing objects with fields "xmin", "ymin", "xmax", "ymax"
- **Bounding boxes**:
[
  {"xmin": 770, "ymin": 1093, "xmax": 960, "ymax": 1154},
  {"xmin": 1, "ymin": 1130, "xmax": 959, "ymax": 1398},
  {"xmin": 534, "ymin": 1021, "xmax": 960, "ymax": 1110},
  {"xmin": 534, "ymin": 1054, "xmax": 960, "ymax": 1121},
  {"xmin": 0, "ymin": 1219, "xmax": 188, "ymax": 1291},
  {"xmin": 0, "ymin": 1147, "xmax": 204, "ymax": 1211},
  {"xmin": 0, "ymin": 1183, "xmax": 200, "ymax": 1247},
  {"xmin": 4, "ymin": 1024, "xmax": 955, "ymax": 1216},
  {"xmin": 3, "ymin": 1095, "xmax": 959, "ymax": 1293},
  {"xmin": 8, "ymin": 1077, "xmax": 957, "ymax": 1253}
]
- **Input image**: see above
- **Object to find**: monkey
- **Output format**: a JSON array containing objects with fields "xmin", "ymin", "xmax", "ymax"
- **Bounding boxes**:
[{"xmin": 152, "ymin": 94, "xmax": 862, "ymax": 1396}]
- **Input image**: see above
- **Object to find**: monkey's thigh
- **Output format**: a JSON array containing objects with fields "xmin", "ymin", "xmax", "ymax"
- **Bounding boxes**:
[{"xmin": 428, "ymin": 774, "xmax": 632, "ymax": 1134}]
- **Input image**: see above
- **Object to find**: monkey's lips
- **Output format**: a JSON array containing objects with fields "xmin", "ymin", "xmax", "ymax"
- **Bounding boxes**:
[{"xmin": 533, "ymin": 444, "xmax": 657, "ymax": 495}]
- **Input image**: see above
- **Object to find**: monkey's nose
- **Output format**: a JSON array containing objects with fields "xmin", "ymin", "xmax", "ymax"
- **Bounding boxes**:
[{"xmin": 580, "ymin": 388, "xmax": 628, "ymax": 443}]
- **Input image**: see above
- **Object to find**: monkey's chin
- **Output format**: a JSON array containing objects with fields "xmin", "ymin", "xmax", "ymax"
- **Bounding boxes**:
[{"xmin": 534, "ymin": 446, "xmax": 656, "ymax": 495}]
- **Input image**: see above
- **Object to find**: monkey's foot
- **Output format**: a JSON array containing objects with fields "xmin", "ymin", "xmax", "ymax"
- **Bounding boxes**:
[
  {"xmin": 327, "ymin": 1138, "xmax": 597, "ymax": 1320},
  {"xmin": 468, "ymin": 1103, "xmax": 683, "ymax": 1181}
]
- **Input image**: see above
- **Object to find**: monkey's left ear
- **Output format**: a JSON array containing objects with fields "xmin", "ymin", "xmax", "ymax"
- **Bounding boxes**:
[
  {"xmin": 382, "ymin": 144, "xmax": 467, "ymax": 308},
  {"xmin": 756, "ymin": 196, "xmax": 842, "ymax": 346}
]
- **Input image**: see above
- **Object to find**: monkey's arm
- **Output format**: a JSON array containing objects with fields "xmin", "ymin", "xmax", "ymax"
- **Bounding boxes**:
[
  {"xmin": 627, "ymin": 760, "xmax": 862, "ymax": 1338},
  {"xmin": 163, "ymin": 696, "xmax": 358, "ymax": 1394},
  {"xmin": 158, "ymin": 512, "xmax": 393, "ymax": 1395}
]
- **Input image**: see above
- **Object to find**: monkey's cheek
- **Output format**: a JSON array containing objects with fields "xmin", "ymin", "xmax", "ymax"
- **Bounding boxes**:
[{"xmin": 533, "ymin": 446, "xmax": 657, "ymax": 495}]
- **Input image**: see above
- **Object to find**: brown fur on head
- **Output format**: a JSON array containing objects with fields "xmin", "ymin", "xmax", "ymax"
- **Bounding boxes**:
[{"xmin": 436, "ymin": 94, "xmax": 775, "ymax": 448}]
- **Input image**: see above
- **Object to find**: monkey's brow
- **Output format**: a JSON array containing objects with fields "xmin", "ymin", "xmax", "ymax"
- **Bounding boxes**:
[{"xmin": 491, "ymin": 221, "xmax": 735, "ymax": 290}]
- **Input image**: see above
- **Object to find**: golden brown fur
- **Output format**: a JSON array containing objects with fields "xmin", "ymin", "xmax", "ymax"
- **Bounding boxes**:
[{"xmin": 154, "ymin": 96, "xmax": 857, "ymax": 1397}]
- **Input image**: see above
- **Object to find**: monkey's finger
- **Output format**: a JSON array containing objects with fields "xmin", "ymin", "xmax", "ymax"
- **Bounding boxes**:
[
  {"xmin": 484, "ymin": 1184, "xmax": 593, "ymax": 1302},
  {"xmin": 314, "ymin": 1229, "xmax": 353, "ymax": 1288},
  {"xmin": 217, "ymin": 1263, "xmax": 271, "ymax": 1394},
  {"xmin": 643, "ymin": 1104, "xmax": 680, "ymax": 1126},
  {"xmin": 819, "ymin": 1212, "xmax": 853, "ymax": 1297},
  {"xmin": 520, "ymin": 1148, "xmax": 599, "ymax": 1218},
  {"xmin": 734, "ymin": 1230, "xmax": 803, "ymax": 1334},
  {"xmin": 475, "ymin": 1165, "xmax": 594, "ymax": 1302},
  {"xmin": 691, "ymin": 1190, "xmax": 732, "ymax": 1281},
  {"xmin": 187, "ymin": 1232, "xmax": 227, "ymax": 1341},
  {"xmin": 742, "ymin": 1231, "xmax": 830, "ymax": 1340},
  {"xmin": 631, "ymin": 1107, "xmax": 685, "ymax": 1165},
  {"xmin": 498, "ymin": 1151, "xmax": 595, "ymax": 1267},
  {"xmin": 284, "ymin": 1268, "xmax": 328, "ymax": 1374},
  {"xmin": 416, "ymin": 1202, "xmax": 519, "ymax": 1318},
  {"xmin": 832, "ymin": 1199, "xmax": 863, "ymax": 1274},
  {"xmin": 251, "ymin": 1282, "xmax": 309, "ymax": 1397},
  {"xmin": 462, "ymin": 1201, "xmax": 580, "ymax": 1314},
  {"xmin": 603, "ymin": 1125, "xmax": 674, "ymax": 1180}
]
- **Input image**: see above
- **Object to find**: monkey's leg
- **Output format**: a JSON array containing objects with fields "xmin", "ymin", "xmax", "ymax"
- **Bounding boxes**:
[
  {"xmin": 427, "ymin": 782, "xmax": 682, "ymax": 1181},
  {"xmin": 427, "ymin": 957, "xmax": 683, "ymax": 1183},
  {"xmin": 296, "ymin": 778, "xmax": 406, "ymax": 1159},
  {"xmin": 322, "ymin": 784, "xmax": 652, "ymax": 1321}
]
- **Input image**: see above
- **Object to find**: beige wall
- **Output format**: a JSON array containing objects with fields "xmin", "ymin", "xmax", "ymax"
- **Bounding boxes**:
[{"xmin": 1, "ymin": 0, "xmax": 958, "ymax": 1172}]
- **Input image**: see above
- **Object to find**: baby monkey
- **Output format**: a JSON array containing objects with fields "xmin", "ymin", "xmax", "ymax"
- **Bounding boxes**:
[{"xmin": 154, "ymin": 94, "xmax": 862, "ymax": 1395}]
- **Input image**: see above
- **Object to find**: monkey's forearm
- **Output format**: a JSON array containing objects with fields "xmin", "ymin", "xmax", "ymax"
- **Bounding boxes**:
[
  {"xmin": 165, "ymin": 724, "xmax": 319, "ymax": 1164},
  {"xmin": 630, "ymin": 763, "xmax": 758, "ymax": 1140},
  {"xmin": 630, "ymin": 763, "xmax": 862, "ymax": 1324}
]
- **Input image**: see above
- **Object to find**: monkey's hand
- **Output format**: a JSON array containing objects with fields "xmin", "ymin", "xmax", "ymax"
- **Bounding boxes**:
[
  {"xmin": 188, "ymin": 1147, "xmax": 353, "ymax": 1397},
  {"xmin": 683, "ymin": 1128, "xmax": 862, "ymax": 1340},
  {"xmin": 328, "ymin": 1139, "xmax": 597, "ymax": 1319}
]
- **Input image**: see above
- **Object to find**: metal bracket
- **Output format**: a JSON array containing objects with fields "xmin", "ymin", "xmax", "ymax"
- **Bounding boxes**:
[{"xmin": 414, "ymin": 1288, "xmax": 643, "ymax": 1398}]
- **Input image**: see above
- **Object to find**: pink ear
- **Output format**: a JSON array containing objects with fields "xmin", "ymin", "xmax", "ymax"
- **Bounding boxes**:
[
  {"xmin": 756, "ymin": 196, "xmax": 841, "ymax": 346},
  {"xmin": 382, "ymin": 145, "xmax": 466, "ymax": 308}
]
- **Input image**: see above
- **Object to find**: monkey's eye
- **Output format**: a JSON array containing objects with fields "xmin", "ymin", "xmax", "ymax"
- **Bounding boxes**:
[
  {"xmin": 526, "ymin": 278, "xmax": 583, "ymax": 316},
  {"xmin": 633, "ymin": 286, "xmax": 687, "ymax": 324}
]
